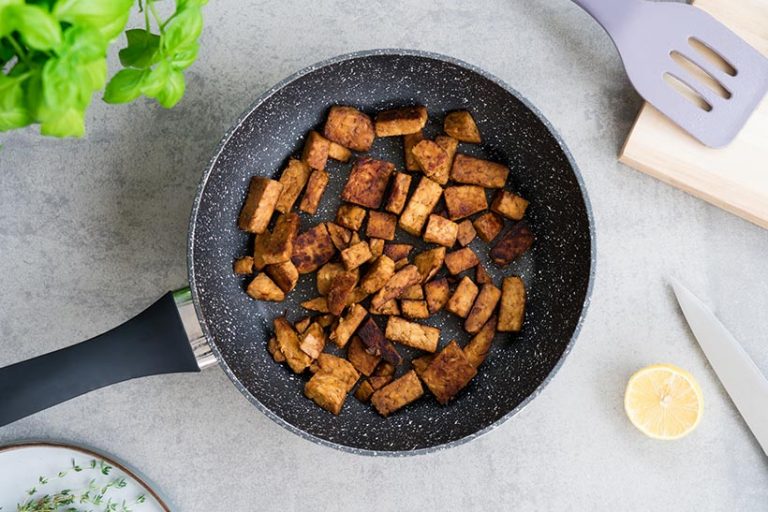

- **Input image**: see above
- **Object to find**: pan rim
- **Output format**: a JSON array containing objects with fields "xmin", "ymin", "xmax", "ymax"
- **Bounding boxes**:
[{"xmin": 187, "ymin": 48, "xmax": 596, "ymax": 457}]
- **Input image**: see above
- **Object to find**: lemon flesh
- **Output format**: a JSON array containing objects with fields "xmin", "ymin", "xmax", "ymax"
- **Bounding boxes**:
[{"xmin": 624, "ymin": 363, "xmax": 703, "ymax": 440}]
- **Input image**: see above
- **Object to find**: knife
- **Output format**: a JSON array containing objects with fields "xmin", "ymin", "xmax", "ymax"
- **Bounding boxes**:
[{"xmin": 670, "ymin": 278, "xmax": 768, "ymax": 456}]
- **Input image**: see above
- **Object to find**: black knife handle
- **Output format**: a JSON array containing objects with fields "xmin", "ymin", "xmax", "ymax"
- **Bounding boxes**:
[{"xmin": 0, "ymin": 291, "xmax": 200, "ymax": 428}]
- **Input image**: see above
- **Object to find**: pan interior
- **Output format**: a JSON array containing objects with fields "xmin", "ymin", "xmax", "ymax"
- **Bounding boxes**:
[{"xmin": 189, "ymin": 51, "xmax": 593, "ymax": 454}]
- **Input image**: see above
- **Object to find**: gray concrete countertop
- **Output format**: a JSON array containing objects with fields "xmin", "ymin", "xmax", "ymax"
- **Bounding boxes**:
[{"xmin": 1, "ymin": 0, "xmax": 767, "ymax": 509}]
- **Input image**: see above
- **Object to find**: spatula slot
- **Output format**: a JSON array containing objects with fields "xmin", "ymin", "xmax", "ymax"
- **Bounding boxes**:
[
  {"xmin": 670, "ymin": 51, "xmax": 732, "ymax": 100},
  {"xmin": 688, "ymin": 37, "xmax": 737, "ymax": 77},
  {"xmin": 663, "ymin": 73, "xmax": 712, "ymax": 112}
]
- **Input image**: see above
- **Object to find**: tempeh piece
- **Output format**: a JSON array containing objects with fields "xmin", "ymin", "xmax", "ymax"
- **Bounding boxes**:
[
  {"xmin": 335, "ymin": 204, "xmax": 366, "ymax": 230},
  {"xmin": 274, "ymin": 317, "xmax": 311, "ymax": 373},
  {"xmin": 383, "ymin": 243, "xmax": 413, "ymax": 262},
  {"xmin": 400, "ymin": 300, "xmax": 430, "ymax": 319},
  {"xmin": 246, "ymin": 273, "xmax": 285, "ymax": 301},
  {"xmin": 445, "ymin": 276, "xmax": 479, "ymax": 318},
  {"xmin": 330, "ymin": 303, "xmax": 368, "ymax": 348},
  {"xmin": 359, "ymin": 255, "xmax": 396, "ymax": 294},
  {"xmin": 371, "ymin": 370, "xmax": 424, "ymax": 417},
  {"xmin": 400, "ymin": 284, "xmax": 423, "ymax": 300},
  {"xmin": 425, "ymin": 277, "xmax": 450, "ymax": 314},
  {"xmin": 368, "ymin": 238, "xmax": 384, "ymax": 260},
  {"xmin": 423, "ymin": 214, "xmax": 458, "ymax": 247},
  {"xmin": 366, "ymin": 210, "xmax": 397, "ymax": 240},
  {"xmin": 398, "ymin": 176, "xmax": 443, "ymax": 236},
  {"xmin": 267, "ymin": 336, "xmax": 286, "ymax": 363},
  {"xmin": 450, "ymin": 154, "xmax": 509, "ymax": 188},
  {"xmin": 238, "ymin": 177, "xmax": 283, "ymax": 233},
  {"xmin": 299, "ymin": 321, "xmax": 326, "ymax": 360},
  {"xmin": 498, "ymin": 276, "xmax": 526, "ymax": 332},
  {"xmin": 456, "ymin": 219, "xmax": 476, "ymax": 246},
  {"xmin": 328, "ymin": 140, "xmax": 352, "ymax": 162},
  {"xmin": 347, "ymin": 335, "xmax": 380, "ymax": 376},
  {"xmin": 265, "ymin": 260, "xmax": 299, "ymax": 293},
  {"xmin": 413, "ymin": 247, "xmax": 446, "ymax": 282},
  {"xmin": 472, "ymin": 212, "xmax": 503, "ymax": 243},
  {"xmin": 370, "ymin": 264, "xmax": 422, "ymax": 309},
  {"xmin": 375, "ymin": 106, "xmax": 428, "ymax": 136},
  {"xmin": 294, "ymin": 317, "xmax": 311, "ymax": 333},
  {"xmin": 465, "ymin": 283, "xmax": 502, "ymax": 334},
  {"xmin": 327, "ymin": 271, "xmax": 357, "ymax": 316},
  {"xmin": 444, "ymin": 247, "xmax": 480, "ymax": 275},
  {"xmin": 443, "ymin": 185, "xmax": 488, "ymax": 220},
  {"xmin": 323, "ymin": 105, "xmax": 375, "ymax": 152},
  {"xmin": 299, "ymin": 169, "xmax": 329, "ymax": 215},
  {"xmin": 369, "ymin": 299, "xmax": 400, "ymax": 316},
  {"xmin": 385, "ymin": 172, "xmax": 412, "ymax": 214},
  {"xmin": 403, "ymin": 131, "xmax": 424, "ymax": 171},
  {"xmin": 291, "ymin": 223, "xmax": 335, "ymax": 274},
  {"xmin": 275, "ymin": 159, "xmax": 311, "ymax": 214},
  {"xmin": 443, "ymin": 111, "xmax": 481, "ymax": 143},
  {"xmin": 301, "ymin": 296, "xmax": 329, "ymax": 313},
  {"xmin": 490, "ymin": 223, "xmax": 534, "ymax": 266},
  {"xmin": 304, "ymin": 354, "xmax": 359, "ymax": 415},
  {"xmin": 385, "ymin": 316, "xmax": 440, "ymax": 352},
  {"xmin": 491, "ymin": 190, "xmax": 529, "ymax": 220},
  {"xmin": 420, "ymin": 341, "xmax": 477, "ymax": 404},
  {"xmin": 341, "ymin": 157, "xmax": 394, "ymax": 209},
  {"xmin": 261, "ymin": 213, "xmax": 300, "ymax": 264},
  {"xmin": 301, "ymin": 130, "xmax": 330, "ymax": 170},
  {"xmin": 357, "ymin": 317, "xmax": 402, "ymax": 365},
  {"xmin": 476, "ymin": 264, "xmax": 493, "ymax": 285},
  {"xmin": 464, "ymin": 315, "xmax": 497, "ymax": 368},
  {"xmin": 316, "ymin": 262, "xmax": 349, "ymax": 295},
  {"xmin": 435, "ymin": 135, "xmax": 459, "ymax": 170},
  {"xmin": 341, "ymin": 241, "xmax": 372, "ymax": 271},
  {"xmin": 411, "ymin": 140, "xmax": 450, "ymax": 185},
  {"xmin": 326, "ymin": 222, "xmax": 352, "ymax": 251},
  {"xmin": 233, "ymin": 256, "xmax": 253, "ymax": 275}
]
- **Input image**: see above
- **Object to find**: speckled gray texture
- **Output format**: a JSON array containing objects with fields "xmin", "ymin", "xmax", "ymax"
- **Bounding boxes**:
[
  {"xmin": 189, "ymin": 50, "xmax": 593, "ymax": 454},
  {"xmin": 1, "ymin": 0, "xmax": 767, "ymax": 510}
]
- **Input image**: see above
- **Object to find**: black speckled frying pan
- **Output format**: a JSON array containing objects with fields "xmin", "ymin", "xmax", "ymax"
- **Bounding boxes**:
[{"xmin": 0, "ymin": 50, "xmax": 594, "ymax": 455}]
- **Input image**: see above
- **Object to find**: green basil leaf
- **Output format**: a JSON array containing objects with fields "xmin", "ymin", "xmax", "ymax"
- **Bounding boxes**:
[
  {"xmin": 61, "ymin": 26, "xmax": 107, "ymax": 63},
  {"xmin": 6, "ymin": 4, "xmax": 62, "ymax": 50},
  {"xmin": 103, "ymin": 68, "xmax": 146, "ymax": 104},
  {"xmin": 162, "ymin": 7, "xmax": 202, "ymax": 54},
  {"xmin": 53, "ymin": 0, "xmax": 132, "ymax": 39},
  {"xmin": 40, "ymin": 106, "xmax": 85, "ymax": 137},
  {"xmin": 75, "ymin": 58, "xmax": 107, "ymax": 106},
  {"xmin": 42, "ymin": 57, "xmax": 78, "ymax": 108},
  {"xmin": 0, "ymin": 39, "xmax": 15, "ymax": 65},
  {"xmin": 140, "ymin": 59, "xmax": 170, "ymax": 97},
  {"xmin": 0, "ymin": 74, "xmax": 30, "ymax": 130},
  {"xmin": 155, "ymin": 68, "xmax": 185, "ymax": 108},
  {"xmin": 170, "ymin": 42, "xmax": 198, "ymax": 70},
  {"xmin": 177, "ymin": 0, "xmax": 208, "ymax": 8},
  {"xmin": 119, "ymin": 29, "xmax": 161, "ymax": 69}
]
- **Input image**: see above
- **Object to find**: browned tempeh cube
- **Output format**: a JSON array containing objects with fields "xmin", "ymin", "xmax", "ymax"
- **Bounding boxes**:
[
  {"xmin": 301, "ymin": 296, "xmax": 329, "ymax": 313},
  {"xmin": 465, "ymin": 283, "xmax": 502, "ymax": 334},
  {"xmin": 375, "ymin": 106, "xmax": 428, "ymax": 137},
  {"xmin": 301, "ymin": 130, "xmax": 330, "ymax": 170},
  {"xmin": 291, "ymin": 223, "xmax": 336, "ymax": 273},
  {"xmin": 347, "ymin": 335, "xmax": 380, "ymax": 376},
  {"xmin": 403, "ymin": 131, "xmax": 424, "ymax": 171},
  {"xmin": 445, "ymin": 247, "xmax": 480, "ymax": 275},
  {"xmin": 443, "ymin": 111, "xmax": 481, "ymax": 143},
  {"xmin": 262, "ymin": 212, "xmax": 300, "ymax": 265},
  {"xmin": 317, "ymin": 314, "xmax": 335, "ymax": 328},
  {"xmin": 371, "ymin": 370, "xmax": 424, "ymax": 417},
  {"xmin": 423, "ymin": 214, "xmax": 459, "ymax": 247},
  {"xmin": 411, "ymin": 140, "xmax": 450, "ymax": 185},
  {"xmin": 335, "ymin": 204, "xmax": 367, "ymax": 230},
  {"xmin": 369, "ymin": 299, "xmax": 400, "ymax": 316},
  {"xmin": 464, "ymin": 315, "xmax": 497, "ymax": 368},
  {"xmin": 316, "ymin": 262, "xmax": 350, "ymax": 295},
  {"xmin": 371, "ymin": 264, "xmax": 422, "ymax": 309},
  {"xmin": 299, "ymin": 321, "xmax": 326, "ymax": 360},
  {"xmin": 330, "ymin": 303, "xmax": 367, "ymax": 348},
  {"xmin": 420, "ymin": 341, "xmax": 477, "ymax": 404},
  {"xmin": 400, "ymin": 300, "xmax": 430, "ymax": 319},
  {"xmin": 435, "ymin": 135, "xmax": 459, "ymax": 169},
  {"xmin": 472, "ymin": 212, "xmax": 503, "ymax": 243},
  {"xmin": 385, "ymin": 172, "xmax": 412, "ymax": 215},
  {"xmin": 326, "ymin": 222, "xmax": 352, "ymax": 251},
  {"xmin": 274, "ymin": 317, "xmax": 311, "ymax": 373},
  {"xmin": 445, "ymin": 276, "xmax": 479, "ymax": 317},
  {"xmin": 347, "ymin": 287, "xmax": 369, "ymax": 306},
  {"xmin": 328, "ymin": 140, "xmax": 352, "ymax": 162},
  {"xmin": 275, "ymin": 159, "xmax": 311, "ymax": 214},
  {"xmin": 413, "ymin": 247, "xmax": 446, "ymax": 282},
  {"xmin": 265, "ymin": 260, "xmax": 299, "ymax": 293},
  {"xmin": 383, "ymin": 243, "xmax": 413, "ymax": 262},
  {"xmin": 394, "ymin": 258, "xmax": 409, "ymax": 270},
  {"xmin": 341, "ymin": 241, "xmax": 372, "ymax": 271},
  {"xmin": 369, "ymin": 361, "xmax": 396, "ymax": 389},
  {"xmin": 327, "ymin": 271, "xmax": 358, "ymax": 316},
  {"xmin": 233, "ymin": 256, "xmax": 253, "ymax": 275},
  {"xmin": 368, "ymin": 238, "xmax": 384, "ymax": 261},
  {"xmin": 295, "ymin": 317, "xmax": 311, "ymax": 333},
  {"xmin": 355, "ymin": 380, "xmax": 375, "ymax": 402},
  {"xmin": 238, "ymin": 177, "xmax": 283, "ymax": 234},
  {"xmin": 385, "ymin": 316, "xmax": 440, "ymax": 352},
  {"xmin": 252, "ymin": 232, "xmax": 270, "ymax": 272},
  {"xmin": 267, "ymin": 336, "xmax": 286, "ymax": 363},
  {"xmin": 410, "ymin": 354, "xmax": 435, "ymax": 377},
  {"xmin": 323, "ymin": 105, "xmax": 375, "ymax": 152},
  {"xmin": 490, "ymin": 223, "xmax": 534, "ymax": 266},
  {"xmin": 399, "ymin": 176, "xmax": 443, "ymax": 235},
  {"xmin": 341, "ymin": 157, "xmax": 394, "ymax": 209},
  {"xmin": 299, "ymin": 169, "xmax": 329, "ymax": 215},
  {"xmin": 400, "ymin": 284, "xmax": 423, "ymax": 300},
  {"xmin": 475, "ymin": 264, "xmax": 492, "ymax": 285},
  {"xmin": 359, "ymin": 255, "xmax": 396, "ymax": 294},
  {"xmin": 491, "ymin": 190, "xmax": 529, "ymax": 220},
  {"xmin": 498, "ymin": 276, "xmax": 526, "ymax": 332},
  {"xmin": 456, "ymin": 219, "xmax": 477, "ymax": 247},
  {"xmin": 246, "ymin": 273, "xmax": 285, "ymax": 302},
  {"xmin": 366, "ymin": 210, "xmax": 397, "ymax": 240},
  {"xmin": 304, "ymin": 353, "xmax": 359, "ymax": 415},
  {"xmin": 425, "ymin": 277, "xmax": 450, "ymax": 314},
  {"xmin": 357, "ymin": 317, "xmax": 402, "ymax": 365},
  {"xmin": 450, "ymin": 154, "xmax": 509, "ymax": 188},
  {"xmin": 444, "ymin": 185, "xmax": 488, "ymax": 220}
]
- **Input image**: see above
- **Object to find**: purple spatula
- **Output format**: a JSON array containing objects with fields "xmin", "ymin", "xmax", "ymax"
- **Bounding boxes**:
[{"xmin": 572, "ymin": 0, "xmax": 768, "ymax": 147}]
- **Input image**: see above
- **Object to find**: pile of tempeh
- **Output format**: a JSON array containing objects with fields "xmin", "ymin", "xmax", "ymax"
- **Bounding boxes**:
[{"xmin": 234, "ymin": 105, "xmax": 533, "ymax": 417}]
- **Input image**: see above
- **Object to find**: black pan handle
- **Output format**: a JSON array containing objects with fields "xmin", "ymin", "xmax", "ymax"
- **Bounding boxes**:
[{"xmin": 0, "ymin": 291, "xmax": 205, "ymax": 428}]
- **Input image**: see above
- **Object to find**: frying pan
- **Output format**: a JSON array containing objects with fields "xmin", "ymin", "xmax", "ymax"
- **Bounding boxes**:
[{"xmin": 0, "ymin": 50, "xmax": 594, "ymax": 455}]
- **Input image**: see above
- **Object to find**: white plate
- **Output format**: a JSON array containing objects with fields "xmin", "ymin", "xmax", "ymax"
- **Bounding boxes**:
[{"xmin": 0, "ymin": 442, "xmax": 169, "ymax": 511}]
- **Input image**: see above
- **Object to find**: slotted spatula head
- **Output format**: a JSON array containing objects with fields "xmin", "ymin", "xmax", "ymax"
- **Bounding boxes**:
[{"xmin": 574, "ymin": 0, "xmax": 768, "ymax": 148}]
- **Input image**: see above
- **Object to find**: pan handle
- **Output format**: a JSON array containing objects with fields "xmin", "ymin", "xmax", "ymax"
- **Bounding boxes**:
[{"xmin": 0, "ymin": 288, "xmax": 214, "ymax": 428}]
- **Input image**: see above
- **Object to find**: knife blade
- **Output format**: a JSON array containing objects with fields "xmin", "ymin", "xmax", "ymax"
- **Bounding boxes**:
[{"xmin": 670, "ymin": 278, "xmax": 768, "ymax": 456}]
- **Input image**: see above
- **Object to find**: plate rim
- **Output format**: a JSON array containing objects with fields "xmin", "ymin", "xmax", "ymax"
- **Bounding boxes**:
[{"xmin": 187, "ymin": 48, "xmax": 597, "ymax": 456}]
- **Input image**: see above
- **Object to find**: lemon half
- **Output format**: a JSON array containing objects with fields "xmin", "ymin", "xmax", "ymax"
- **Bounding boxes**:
[{"xmin": 624, "ymin": 363, "xmax": 703, "ymax": 440}]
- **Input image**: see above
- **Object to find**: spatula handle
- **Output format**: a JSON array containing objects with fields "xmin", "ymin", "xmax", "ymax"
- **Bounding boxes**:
[{"xmin": 571, "ymin": 0, "xmax": 641, "ymax": 42}]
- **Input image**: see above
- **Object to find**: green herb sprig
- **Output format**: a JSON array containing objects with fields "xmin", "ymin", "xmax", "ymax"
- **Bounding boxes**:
[{"xmin": 0, "ymin": 0, "xmax": 206, "ymax": 138}]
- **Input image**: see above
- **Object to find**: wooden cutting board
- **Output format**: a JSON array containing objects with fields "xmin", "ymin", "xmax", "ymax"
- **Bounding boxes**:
[{"xmin": 620, "ymin": 0, "xmax": 768, "ymax": 229}]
